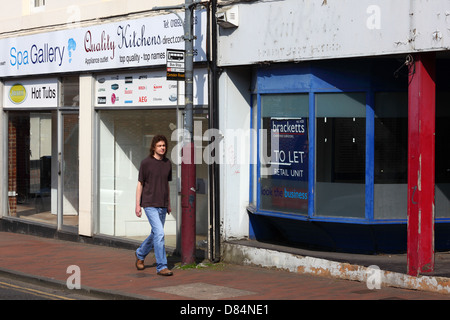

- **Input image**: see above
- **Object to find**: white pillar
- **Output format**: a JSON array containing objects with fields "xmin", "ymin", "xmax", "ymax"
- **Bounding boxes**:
[
  {"xmin": 78, "ymin": 74, "xmax": 94, "ymax": 236},
  {"xmin": 0, "ymin": 81, "xmax": 5, "ymax": 217}
]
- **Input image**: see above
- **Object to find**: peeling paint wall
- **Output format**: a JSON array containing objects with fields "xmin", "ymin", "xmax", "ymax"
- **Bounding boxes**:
[{"xmin": 218, "ymin": 0, "xmax": 450, "ymax": 66}]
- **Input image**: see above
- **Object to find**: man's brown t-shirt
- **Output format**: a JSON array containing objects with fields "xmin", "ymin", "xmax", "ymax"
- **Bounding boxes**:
[{"xmin": 138, "ymin": 156, "xmax": 172, "ymax": 208}]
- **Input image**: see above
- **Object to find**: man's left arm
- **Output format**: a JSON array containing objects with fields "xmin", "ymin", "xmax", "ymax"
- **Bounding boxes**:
[{"xmin": 167, "ymin": 182, "xmax": 171, "ymax": 214}]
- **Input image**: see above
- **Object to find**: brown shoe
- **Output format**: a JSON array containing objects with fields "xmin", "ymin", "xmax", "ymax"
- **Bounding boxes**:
[
  {"xmin": 135, "ymin": 252, "xmax": 145, "ymax": 271},
  {"xmin": 157, "ymin": 268, "xmax": 173, "ymax": 276}
]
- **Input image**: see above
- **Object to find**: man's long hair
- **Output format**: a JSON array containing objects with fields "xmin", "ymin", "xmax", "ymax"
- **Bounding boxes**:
[{"xmin": 149, "ymin": 135, "xmax": 168, "ymax": 158}]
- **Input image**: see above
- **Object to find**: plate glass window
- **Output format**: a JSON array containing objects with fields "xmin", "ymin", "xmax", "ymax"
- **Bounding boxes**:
[
  {"xmin": 259, "ymin": 94, "xmax": 309, "ymax": 215},
  {"xmin": 315, "ymin": 93, "xmax": 366, "ymax": 218}
]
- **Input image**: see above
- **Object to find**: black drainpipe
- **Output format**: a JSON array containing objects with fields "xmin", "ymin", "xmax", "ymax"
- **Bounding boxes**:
[{"xmin": 208, "ymin": 0, "xmax": 221, "ymax": 262}]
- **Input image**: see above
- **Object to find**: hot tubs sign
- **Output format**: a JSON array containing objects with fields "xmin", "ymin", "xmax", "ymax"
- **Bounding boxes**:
[{"xmin": 4, "ymin": 78, "xmax": 58, "ymax": 107}]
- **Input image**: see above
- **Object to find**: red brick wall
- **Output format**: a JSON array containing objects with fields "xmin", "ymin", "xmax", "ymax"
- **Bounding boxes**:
[{"xmin": 8, "ymin": 120, "xmax": 17, "ymax": 216}]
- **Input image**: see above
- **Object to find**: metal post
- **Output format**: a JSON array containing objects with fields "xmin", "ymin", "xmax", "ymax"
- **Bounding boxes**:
[
  {"xmin": 407, "ymin": 53, "xmax": 436, "ymax": 276},
  {"xmin": 209, "ymin": 0, "xmax": 221, "ymax": 262},
  {"xmin": 181, "ymin": 0, "xmax": 196, "ymax": 265}
]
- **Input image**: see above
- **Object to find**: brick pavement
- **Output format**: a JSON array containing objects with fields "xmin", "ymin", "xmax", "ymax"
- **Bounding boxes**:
[{"xmin": 0, "ymin": 231, "xmax": 449, "ymax": 304}]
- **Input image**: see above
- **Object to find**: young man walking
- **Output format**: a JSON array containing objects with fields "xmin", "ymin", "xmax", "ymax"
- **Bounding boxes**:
[{"xmin": 135, "ymin": 135, "xmax": 173, "ymax": 276}]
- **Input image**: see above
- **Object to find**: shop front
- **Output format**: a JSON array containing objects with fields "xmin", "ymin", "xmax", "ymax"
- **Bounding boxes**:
[
  {"xmin": 247, "ymin": 58, "xmax": 450, "ymax": 253},
  {"xmin": 213, "ymin": 0, "xmax": 450, "ymax": 258},
  {"xmin": 93, "ymin": 68, "xmax": 209, "ymax": 247},
  {"xmin": 4, "ymin": 77, "xmax": 79, "ymax": 231},
  {"xmin": 0, "ymin": 9, "xmax": 210, "ymax": 251}
]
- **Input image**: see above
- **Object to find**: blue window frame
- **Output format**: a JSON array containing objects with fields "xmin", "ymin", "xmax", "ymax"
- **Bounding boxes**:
[{"xmin": 250, "ymin": 62, "xmax": 411, "ymax": 224}]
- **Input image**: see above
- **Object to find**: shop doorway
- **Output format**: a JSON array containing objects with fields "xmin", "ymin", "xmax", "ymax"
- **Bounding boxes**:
[{"xmin": 8, "ymin": 111, "xmax": 56, "ymax": 225}]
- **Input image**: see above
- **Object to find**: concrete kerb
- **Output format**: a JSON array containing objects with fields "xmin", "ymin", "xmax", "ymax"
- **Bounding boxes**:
[{"xmin": 221, "ymin": 242, "xmax": 450, "ymax": 295}]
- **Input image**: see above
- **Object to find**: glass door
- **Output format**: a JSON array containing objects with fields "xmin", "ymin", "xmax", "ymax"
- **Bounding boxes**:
[
  {"xmin": 59, "ymin": 112, "xmax": 79, "ymax": 230},
  {"xmin": 8, "ymin": 111, "xmax": 56, "ymax": 225}
]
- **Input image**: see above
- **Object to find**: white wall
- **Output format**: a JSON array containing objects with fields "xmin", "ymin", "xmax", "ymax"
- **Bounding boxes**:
[
  {"xmin": 219, "ymin": 68, "xmax": 252, "ymax": 240},
  {"xmin": 218, "ymin": 0, "xmax": 450, "ymax": 66},
  {"xmin": 78, "ymin": 74, "xmax": 94, "ymax": 236}
]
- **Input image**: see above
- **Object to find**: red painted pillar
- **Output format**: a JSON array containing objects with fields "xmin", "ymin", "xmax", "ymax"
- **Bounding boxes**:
[
  {"xmin": 181, "ymin": 142, "xmax": 196, "ymax": 264},
  {"xmin": 407, "ymin": 53, "xmax": 436, "ymax": 276}
]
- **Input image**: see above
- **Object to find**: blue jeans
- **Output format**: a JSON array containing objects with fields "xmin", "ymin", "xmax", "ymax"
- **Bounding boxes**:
[{"xmin": 136, "ymin": 207, "xmax": 168, "ymax": 272}]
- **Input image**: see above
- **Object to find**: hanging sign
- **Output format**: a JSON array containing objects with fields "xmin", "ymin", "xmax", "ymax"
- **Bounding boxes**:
[{"xmin": 166, "ymin": 49, "xmax": 185, "ymax": 81}]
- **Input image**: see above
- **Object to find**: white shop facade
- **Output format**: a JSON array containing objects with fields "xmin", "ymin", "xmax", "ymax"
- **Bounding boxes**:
[{"xmin": 0, "ymin": 10, "xmax": 211, "ymax": 252}]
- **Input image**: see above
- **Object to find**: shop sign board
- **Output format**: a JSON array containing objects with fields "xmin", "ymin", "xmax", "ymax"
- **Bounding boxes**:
[
  {"xmin": 95, "ymin": 69, "xmax": 208, "ymax": 107},
  {"xmin": 95, "ymin": 71, "xmax": 178, "ymax": 107},
  {"xmin": 0, "ymin": 10, "xmax": 206, "ymax": 77},
  {"xmin": 218, "ymin": 0, "xmax": 450, "ymax": 66},
  {"xmin": 3, "ymin": 78, "xmax": 58, "ymax": 108}
]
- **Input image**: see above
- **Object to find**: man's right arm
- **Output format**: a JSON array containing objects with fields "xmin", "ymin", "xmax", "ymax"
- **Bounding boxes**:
[{"xmin": 135, "ymin": 181, "xmax": 143, "ymax": 217}]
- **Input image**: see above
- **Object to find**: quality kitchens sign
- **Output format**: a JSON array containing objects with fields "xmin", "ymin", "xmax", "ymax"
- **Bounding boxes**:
[
  {"xmin": 4, "ymin": 79, "xmax": 58, "ymax": 108},
  {"xmin": 0, "ymin": 10, "xmax": 206, "ymax": 77}
]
